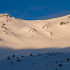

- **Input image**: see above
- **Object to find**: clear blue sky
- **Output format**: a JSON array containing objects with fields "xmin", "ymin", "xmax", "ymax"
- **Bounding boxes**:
[{"xmin": 0, "ymin": 0, "xmax": 70, "ymax": 20}]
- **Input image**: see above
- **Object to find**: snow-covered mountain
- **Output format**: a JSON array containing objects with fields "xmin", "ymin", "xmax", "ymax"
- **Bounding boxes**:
[
  {"xmin": 0, "ymin": 14, "xmax": 70, "ymax": 70},
  {"xmin": 0, "ymin": 14, "xmax": 70, "ymax": 49}
]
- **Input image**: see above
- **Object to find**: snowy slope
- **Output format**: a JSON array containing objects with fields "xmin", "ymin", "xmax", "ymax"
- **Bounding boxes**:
[
  {"xmin": 0, "ymin": 52, "xmax": 70, "ymax": 70},
  {"xmin": 0, "ymin": 14, "xmax": 70, "ymax": 49},
  {"xmin": 0, "ymin": 14, "xmax": 70, "ymax": 70}
]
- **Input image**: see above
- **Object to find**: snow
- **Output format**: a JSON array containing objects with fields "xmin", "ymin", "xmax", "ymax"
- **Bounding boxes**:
[
  {"xmin": 0, "ymin": 14, "xmax": 70, "ymax": 49},
  {"xmin": 0, "ymin": 14, "xmax": 70, "ymax": 70},
  {"xmin": 0, "ymin": 51, "xmax": 70, "ymax": 70}
]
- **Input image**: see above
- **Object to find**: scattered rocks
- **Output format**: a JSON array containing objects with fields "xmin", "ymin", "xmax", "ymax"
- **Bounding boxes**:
[{"xmin": 60, "ymin": 22, "xmax": 66, "ymax": 25}]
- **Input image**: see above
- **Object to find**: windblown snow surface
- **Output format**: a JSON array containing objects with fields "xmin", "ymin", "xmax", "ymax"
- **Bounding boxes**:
[{"xmin": 0, "ymin": 14, "xmax": 70, "ymax": 70}]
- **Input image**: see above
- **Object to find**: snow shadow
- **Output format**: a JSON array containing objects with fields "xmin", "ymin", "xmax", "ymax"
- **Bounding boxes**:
[{"xmin": 0, "ymin": 46, "xmax": 70, "ymax": 60}]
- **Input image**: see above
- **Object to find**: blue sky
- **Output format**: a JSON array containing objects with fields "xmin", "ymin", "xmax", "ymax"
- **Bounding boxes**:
[{"xmin": 0, "ymin": 0, "xmax": 70, "ymax": 20}]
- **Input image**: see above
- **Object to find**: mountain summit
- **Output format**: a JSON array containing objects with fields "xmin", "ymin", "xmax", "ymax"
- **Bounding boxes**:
[
  {"xmin": 0, "ymin": 14, "xmax": 12, "ymax": 17},
  {"xmin": 0, "ymin": 14, "xmax": 70, "ymax": 49}
]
